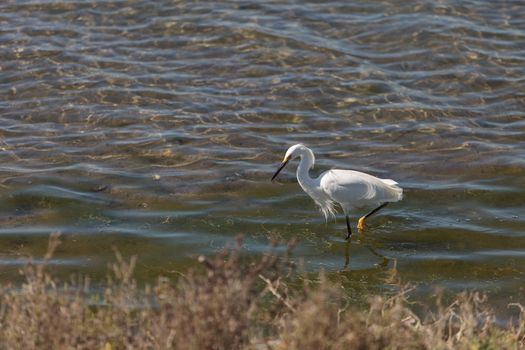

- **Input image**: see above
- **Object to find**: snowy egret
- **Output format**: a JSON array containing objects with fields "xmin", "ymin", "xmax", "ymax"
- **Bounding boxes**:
[{"xmin": 271, "ymin": 144, "xmax": 403, "ymax": 239}]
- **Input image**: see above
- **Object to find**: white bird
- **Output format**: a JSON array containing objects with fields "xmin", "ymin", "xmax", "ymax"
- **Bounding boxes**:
[{"xmin": 271, "ymin": 144, "xmax": 403, "ymax": 239}]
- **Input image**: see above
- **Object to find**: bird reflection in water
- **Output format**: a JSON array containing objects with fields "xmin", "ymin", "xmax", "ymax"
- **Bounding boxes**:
[{"xmin": 342, "ymin": 236, "xmax": 390, "ymax": 270}]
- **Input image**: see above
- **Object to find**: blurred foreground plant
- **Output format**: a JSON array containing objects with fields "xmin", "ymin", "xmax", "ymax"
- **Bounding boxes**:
[{"xmin": 0, "ymin": 234, "xmax": 523, "ymax": 350}]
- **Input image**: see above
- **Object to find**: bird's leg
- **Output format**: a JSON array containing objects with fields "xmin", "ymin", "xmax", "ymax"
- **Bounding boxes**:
[
  {"xmin": 345, "ymin": 215, "xmax": 352, "ymax": 240},
  {"xmin": 357, "ymin": 202, "xmax": 389, "ymax": 231}
]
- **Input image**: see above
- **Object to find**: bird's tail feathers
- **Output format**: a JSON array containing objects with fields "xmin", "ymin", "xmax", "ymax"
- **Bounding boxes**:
[
  {"xmin": 379, "ymin": 178, "xmax": 403, "ymax": 201},
  {"xmin": 380, "ymin": 178, "xmax": 398, "ymax": 186}
]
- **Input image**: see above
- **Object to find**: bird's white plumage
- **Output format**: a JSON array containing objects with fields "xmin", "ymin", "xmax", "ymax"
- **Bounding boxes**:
[
  {"xmin": 274, "ymin": 144, "xmax": 403, "ymax": 221},
  {"xmin": 320, "ymin": 169, "xmax": 402, "ymax": 210}
]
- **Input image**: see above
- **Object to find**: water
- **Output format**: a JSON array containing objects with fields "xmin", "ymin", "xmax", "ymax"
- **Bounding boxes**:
[{"xmin": 1, "ymin": 0, "xmax": 524, "ymax": 317}]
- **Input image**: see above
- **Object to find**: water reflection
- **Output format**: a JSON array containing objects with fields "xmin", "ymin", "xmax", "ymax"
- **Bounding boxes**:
[{"xmin": 343, "ymin": 235, "xmax": 390, "ymax": 270}]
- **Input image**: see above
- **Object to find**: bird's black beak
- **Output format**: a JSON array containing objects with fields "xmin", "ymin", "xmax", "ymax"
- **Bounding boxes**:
[{"xmin": 271, "ymin": 157, "xmax": 290, "ymax": 181}]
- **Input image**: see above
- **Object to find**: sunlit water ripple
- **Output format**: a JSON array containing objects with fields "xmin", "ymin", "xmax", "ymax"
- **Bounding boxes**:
[{"xmin": 0, "ymin": 0, "xmax": 524, "ymax": 318}]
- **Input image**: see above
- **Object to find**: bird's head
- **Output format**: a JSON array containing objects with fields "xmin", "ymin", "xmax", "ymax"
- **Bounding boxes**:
[{"xmin": 271, "ymin": 144, "xmax": 311, "ymax": 181}]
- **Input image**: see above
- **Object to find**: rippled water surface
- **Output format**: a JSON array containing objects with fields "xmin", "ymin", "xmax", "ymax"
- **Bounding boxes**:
[{"xmin": 1, "ymin": 0, "xmax": 524, "ymax": 317}]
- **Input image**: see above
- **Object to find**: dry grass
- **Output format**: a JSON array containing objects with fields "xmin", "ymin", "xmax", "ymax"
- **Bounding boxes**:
[{"xmin": 0, "ymin": 234, "xmax": 523, "ymax": 350}]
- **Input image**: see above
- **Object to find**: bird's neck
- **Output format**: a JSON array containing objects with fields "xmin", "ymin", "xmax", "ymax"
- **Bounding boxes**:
[{"xmin": 296, "ymin": 151, "xmax": 317, "ymax": 190}]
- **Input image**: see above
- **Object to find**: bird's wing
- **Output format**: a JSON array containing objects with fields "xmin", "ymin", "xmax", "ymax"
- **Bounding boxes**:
[{"xmin": 320, "ymin": 170, "xmax": 378, "ymax": 205}]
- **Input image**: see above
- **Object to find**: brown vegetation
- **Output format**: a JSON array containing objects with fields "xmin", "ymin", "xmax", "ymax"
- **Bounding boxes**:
[{"xmin": 0, "ymin": 234, "xmax": 523, "ymax": 349}]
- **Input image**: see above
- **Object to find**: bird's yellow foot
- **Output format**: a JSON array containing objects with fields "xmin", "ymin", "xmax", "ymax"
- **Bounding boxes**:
[{"xmin": 357, "ymin": 217, "xmax": 366, "ymax": 231}]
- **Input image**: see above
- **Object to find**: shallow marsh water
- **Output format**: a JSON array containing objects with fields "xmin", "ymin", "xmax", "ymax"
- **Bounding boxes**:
[{"xmin": 0, "ymin": 0, "xmax": 524, "ymax": 318}]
